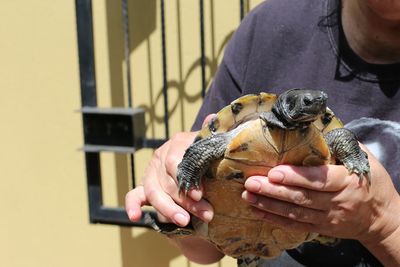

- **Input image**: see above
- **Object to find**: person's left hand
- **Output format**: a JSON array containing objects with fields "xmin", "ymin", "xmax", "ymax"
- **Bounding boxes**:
[{"xmin": 241, "ymin": 147, "xmax": 400, "ymax": 245}]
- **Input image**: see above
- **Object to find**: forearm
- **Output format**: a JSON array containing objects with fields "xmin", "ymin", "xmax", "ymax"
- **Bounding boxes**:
[
  {"xmin": 168, "ymin": 235, "xmax": 224, "ymax": 264},
  {"xmin": 361, "ymin": 194, "xmax": 400, "ymax": 267},
  {"xmin": 362, "ymin": 225, "xmax": 400, "ymax": 267}
]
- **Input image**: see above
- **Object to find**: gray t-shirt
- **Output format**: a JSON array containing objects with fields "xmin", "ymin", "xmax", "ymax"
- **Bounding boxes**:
[{"xmin": 192, "ymin": 0, "xmax": 400, "ymax": 266}]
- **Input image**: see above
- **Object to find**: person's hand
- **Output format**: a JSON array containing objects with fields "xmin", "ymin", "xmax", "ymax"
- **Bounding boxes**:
[
  {"xmin": 242, "ymin": 146, "xmax": 400, "ymax": 245},
  {"xmin": 125, "ymin": 115, "xmax": 216, "ymax": 227},
  {"xmin": 125, "ymin": 133, "xmax": 212, "ymax": 226},
  {"xmin": 125, "ymin": 114, "xmax": 225, "ymax": 264}
]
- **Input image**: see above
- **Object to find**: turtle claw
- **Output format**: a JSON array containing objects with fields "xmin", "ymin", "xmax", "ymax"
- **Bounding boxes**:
[
  {"xmin": 177, "ymin": 168, "xmax": 201, "ymax": 195},
  {"xmin": 343, "ymin": 149, "xmax": 371, "ymax": 185},
  {"xmin": 365, "ymin": 172, "xmax": 372, "ymax": 186},
  {"xmin": 325, "ymin": 128, "xmax": 371, "ymax": 185},
  {"xmin": 176, "ymin": 133, "xmax": 229, "ymax": 196},
  {"xmin": 176, "ymin": 148, "xmax": 203, "ymax": 196},
  {"xmin": 355, "ymin": 170, "xmax": 371, "ymax": 186}
]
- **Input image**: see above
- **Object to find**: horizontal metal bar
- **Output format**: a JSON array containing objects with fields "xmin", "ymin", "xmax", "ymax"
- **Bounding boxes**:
[
  {"xmin": 142, "ymin": 138, "xmax": 167, "ymax": 148},
  {"xmin": 82, "ymin": 145, "xmax": 136, "ymax": 153},
  {"xmin": 80, "ymin": 106, "xmax": 144, "ymax": 115},
  {"xmin": 80, "ymin": 138, "xmax": 166, "ymax": 153},
  {"xmin": 90, "ymin": 207, "xmax": 158, "ymax": 228},
  {"xmin": 82, "ymin": 108, "xmax": 145, "ymax": 149}
]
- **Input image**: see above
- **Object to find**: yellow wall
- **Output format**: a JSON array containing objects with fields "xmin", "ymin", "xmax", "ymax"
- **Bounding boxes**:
[{"xmin": 1, "ymin": 1, "xmax": 262, "ymax": 266}]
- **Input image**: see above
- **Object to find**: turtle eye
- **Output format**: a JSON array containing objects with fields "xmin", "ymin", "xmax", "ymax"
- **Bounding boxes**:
[{"xmin": 303, "ymin": 97, "xmax": 312, "ymax": 106}]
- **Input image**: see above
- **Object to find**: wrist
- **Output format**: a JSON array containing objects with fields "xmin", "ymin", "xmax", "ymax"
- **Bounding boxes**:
[
  {"xmin": 359, "ymin": 194, "xmax": 400, "ymax": 265},
  {"xmin": 361, "ymin": 223, "xmax": 400, "ymax": 266},
  {"xmin": 361, "ymin": 193, "xmax": 400, "ymax": 245},
  {"xmin": 168, "ymin": 235, "xmax": 224, "ymax": 264}
]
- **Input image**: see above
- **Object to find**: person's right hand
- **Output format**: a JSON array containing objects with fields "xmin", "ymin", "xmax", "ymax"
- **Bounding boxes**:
[{"xmin": 125, "ymin": 116, "xmax": 216, "ymax": 227}]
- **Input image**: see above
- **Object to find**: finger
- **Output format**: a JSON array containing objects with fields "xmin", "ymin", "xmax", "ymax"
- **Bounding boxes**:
[
  {"xmin": 157, "ymin": 131, "xmax": 213, "ymax": 220},
  {"xmin": 157, "ymin": 212, "xmax": 172, "ymax": 223},
  {"xmin": 145, "ymin": 184, "xmax": 191, "ymax": 226},
  {"xmin": 125, "ymin": 185, "xmax": 148, "ymax": 222},
  {"xmin": 159, "ymin": 171, "xmax": 213, "ymax": 222},
  {"xmin": 244, "ymin": 176, "xmax": 333, "ymax": 210},
  {"xmin": 143, "ymin": 164, "xmax": 192, "ymax": 226},
  {"xmin": 242, "ymin": 190, "xmax": 325, "ymax": 224},
  {"xmin": 187, "ymin": 188, "xmax": 203, "ymax": 202},
  {"xmin": 267, "ymin": 165, "xmax": 353, "ymax": 192},
  {"xmin": 202, "ymin": 113, "xmax": 217, "ymax": 127}
]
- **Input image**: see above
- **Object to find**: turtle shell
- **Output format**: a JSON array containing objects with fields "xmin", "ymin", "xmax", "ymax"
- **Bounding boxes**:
[{"xmin": 193, "ymin": 92, "xmax": 343, "ymax": 258}]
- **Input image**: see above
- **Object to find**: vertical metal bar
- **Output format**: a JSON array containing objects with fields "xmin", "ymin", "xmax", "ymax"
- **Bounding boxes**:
[
  {"xmin": 199, "ymin": 0, "xmax": 206, "ymax": 98},
  {"xmin": 76, "ymin": 0, "xmax": 97, "ymax": 107},
  {"xmin": 76, "ymin": 0, "xmax": 160, "ymax": 227},
  {"xmin": 240, "ymin": 0, "xmax": 245, "ymax": 21},
  {"xmin": 86, "ymin": 152, "xmax": 103, "ymax": 222},
  {"xmin": 75, "ymin": 0, "xmax": 103, "ymax": 221},
  {"xmin": 121, "ymin": 0, "xmax": 136, "ymax": 188},
  {"xmin": 129, "ymin": 155, "xmax": 136, "ymax": 188},
  {"xmin": 122, "ymin": 0, "xmax": 133, "ymax": 108},
  {"xmin": 160, "ymin": 0, "xmax": 170, "ymax": 139}
]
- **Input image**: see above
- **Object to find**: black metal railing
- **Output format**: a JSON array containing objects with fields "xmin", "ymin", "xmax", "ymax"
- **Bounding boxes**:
[{"xmin": 76, "ymin": 0, "xmax": 248, "ymax": 227}]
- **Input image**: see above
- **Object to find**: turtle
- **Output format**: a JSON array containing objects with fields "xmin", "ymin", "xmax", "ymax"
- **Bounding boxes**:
[{"xmin": 146, "ymin": 88, "xmax": 370, "ymax": 267}]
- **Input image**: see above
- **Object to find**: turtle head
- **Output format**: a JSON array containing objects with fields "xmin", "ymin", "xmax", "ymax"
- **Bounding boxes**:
[{"xmin": 273, "ymin": 89, "xmax": 328, "ymax": 127}]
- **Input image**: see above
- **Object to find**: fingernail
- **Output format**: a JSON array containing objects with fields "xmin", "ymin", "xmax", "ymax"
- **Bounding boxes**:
[
  {"xmin": 268, "ymin": 170, "xmax": 285, "ymax": 182},
  {"xmin": 245, "ymin": 178, "xmax": 261, "ymax": 192},
  {"xmin": 200, "ymin": 210, "xmax": 213, "ymax": 222},
  {"xmin": 173, "ymin": 213, "xmax": 188, "ymax": 226},
  {"xmin": 189, "ymin": 189, "xmax": 202, "ymax": 202},
  {"xmin": 127, "ymin": 209, "xmax": 136, "ymax": 220},
  {"xmin": 242, "ymin": 191, "xmax": 257, "ymax": 204}
]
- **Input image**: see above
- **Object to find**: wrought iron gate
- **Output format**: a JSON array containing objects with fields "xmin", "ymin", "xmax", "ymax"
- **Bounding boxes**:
[{"xmin": 75, "ymin": 0, "xmax": 249, "ymax": 227}]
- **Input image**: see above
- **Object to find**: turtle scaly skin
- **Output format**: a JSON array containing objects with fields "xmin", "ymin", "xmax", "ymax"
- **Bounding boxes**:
[
  {"xmin": 324, "ymin": 128, "xmax": 371, "ymax": 183},
  {"xmin": 151, "ymin": 89, "xmax": 370, "ymax": 267}
]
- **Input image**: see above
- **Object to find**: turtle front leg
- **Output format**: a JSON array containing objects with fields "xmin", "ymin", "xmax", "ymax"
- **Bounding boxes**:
[
  {"xmin": 324, "ymin": 128, "xmax": 371, "ymax": 184},
  {"xmin": 177, "ymin": 133, "xmax": 229, "ymax": 194}
]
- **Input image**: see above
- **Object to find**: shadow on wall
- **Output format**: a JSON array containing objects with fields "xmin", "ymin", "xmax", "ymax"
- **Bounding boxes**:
[
  {"xmin": 105, "ymin": 0, "xmax": 232, "ymax": 133},
  {"xmin": 103, "ymin": 0, "xmax": 234, "ymax": 266}
]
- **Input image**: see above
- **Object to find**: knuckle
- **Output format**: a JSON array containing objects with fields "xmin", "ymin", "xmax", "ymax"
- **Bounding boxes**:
[
  {"xmin": 153, "ymin": 147, "xmax": 163, "ymax": 160},
  {"xmin": 171, "ymin": 132, "xmax": 186, "ymax": 142},
  {"xmin": 284, "ymin": 205, "xmax": 305, "ymax": 221},
  {"xmin": 153, "ymin": 140, "xmax": 171, "ymax": 160},
  {"xmin": 145, "ymin": 186, "xmax": 159, "ymax": 203},
  {"xmin": 256, "ymin": 199, "xmax": 269, "ymax": 211},
  {"xmin": 313, "ymin": 181, "xmax": 327, "ymax": 190},
  {"xmin": 292, "ymin": 190, "xmax": 311, "ymax": 206},
  {"xmin": 339, "ymin": 201, "xmax": 359, "ymax": 214},
  {"xmin": 165, "ymin": 154, "xmax": 180, "ymax": 169}
]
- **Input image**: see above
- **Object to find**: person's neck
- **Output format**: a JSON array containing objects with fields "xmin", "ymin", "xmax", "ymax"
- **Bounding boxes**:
[{"xmin": 341, "ymin": 0, "xmax": 400, "ymax": 64}]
